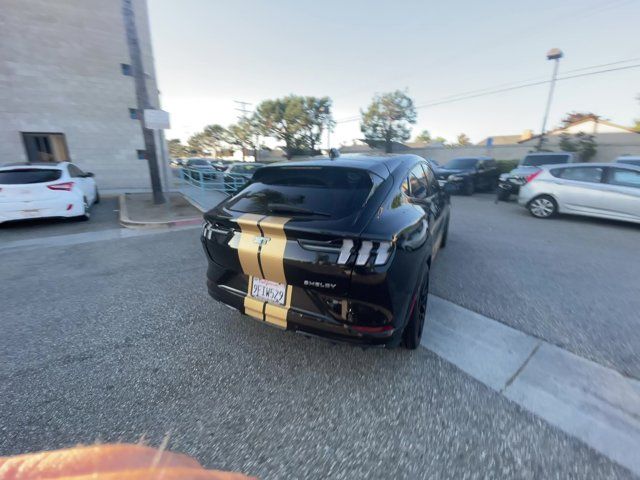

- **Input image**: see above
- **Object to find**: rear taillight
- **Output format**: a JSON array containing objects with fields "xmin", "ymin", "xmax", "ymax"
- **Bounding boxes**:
[
  {"xmin": 202, "ymin": 220, "xmax": 233, "ymax": 239},
  {"xmin": 47, "ymin": 182, "xmax": 74, "ymax": 191},
  {"xmin": 300, "ymin": 238, "xmax": 394, "ymax": 267},
  {"xmin": 525, "ymin": 170, "xmax": 542, "ymax": 183}
]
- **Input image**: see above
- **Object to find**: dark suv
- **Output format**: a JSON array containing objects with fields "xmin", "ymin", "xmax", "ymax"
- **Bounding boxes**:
[
  {"xmin": 201, "ymin": 154, "xmax": 450, "ymax": 349},
  {"xmin": 434, "ymin": 157, "xmax": 499, "ymax": 195}
]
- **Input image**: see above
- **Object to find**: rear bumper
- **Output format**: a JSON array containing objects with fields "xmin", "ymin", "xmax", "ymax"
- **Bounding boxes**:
[
  {"xmin": 206, "ymin": 279, "xmax": 402, "ymax": 347},
  {"xmin": 0, "ymin": 198, "xmax": 83, "ymax": 223}
]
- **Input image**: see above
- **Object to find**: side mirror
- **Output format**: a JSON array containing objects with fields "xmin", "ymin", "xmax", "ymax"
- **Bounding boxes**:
[{"xmin": 84, "ymin": 172, "xmax": 95, "ymax": 178}]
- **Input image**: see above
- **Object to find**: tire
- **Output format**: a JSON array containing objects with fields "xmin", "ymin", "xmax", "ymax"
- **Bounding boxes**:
[
  {"xmin": 78, "ymin": 197, "xmax": 91, "ymax": 222},
  {"xmin": 497, "ymin": 189, "xmax": 511, "ymax": 202},
  {"xmin": 440, "ymin": 220, "xmax": 449, "ymax": 249},
  {"xmin": 527, "ymin": 195, "xmax": 557, "ymax": 219},
  {"xmin": 403, "ymin": 268, "xmax": 430, "ymax": 349},
  {"xmin": 94, "ymin": 187, "xmax": 100, "ymax": 204},
  {"xmin": 464, "ymin": 180, "xmax": 475, "ymax": 196}
]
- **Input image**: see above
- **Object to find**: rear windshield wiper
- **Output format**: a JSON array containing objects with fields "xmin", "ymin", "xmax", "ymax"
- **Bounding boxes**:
[{"xmin": 266, "ymin": 203, "xmax": 331, "ymax": 217}]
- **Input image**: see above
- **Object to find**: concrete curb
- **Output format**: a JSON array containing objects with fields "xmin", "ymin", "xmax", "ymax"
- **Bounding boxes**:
[
  {"xmin": 423, "ymin": 295, "xmax": 640, "ymax": 476},
  {"xmin": 118, "ymin": 193, "xmax": 203, "ymax": 229}
]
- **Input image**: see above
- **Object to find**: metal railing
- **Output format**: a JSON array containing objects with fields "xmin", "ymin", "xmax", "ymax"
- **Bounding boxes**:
[{"xmin": 180, "ymin": 167, "xmax": 249, "ymax": 193}]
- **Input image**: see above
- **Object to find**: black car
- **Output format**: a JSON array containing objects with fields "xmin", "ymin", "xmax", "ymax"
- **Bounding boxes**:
[
  {"xmin": 434, "ymin": 157, "xmax": 499, "ymax": 195},
  {"xmin": 497, "ymin": 152, "xmax": 575, "ymax": 201},
  {"xmin": 201, "ymin": 154, "xmax": 450, "ymax": 349}
]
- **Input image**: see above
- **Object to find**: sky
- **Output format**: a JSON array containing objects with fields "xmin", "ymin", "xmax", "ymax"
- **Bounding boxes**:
[{"xmin": 147, "ymin": 0, "xmax": 640, "ymax": 147}]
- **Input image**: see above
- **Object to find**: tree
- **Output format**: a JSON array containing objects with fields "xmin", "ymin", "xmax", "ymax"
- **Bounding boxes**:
[
  {"xmin": 227, "ymin": 117, "xmax": 260, "ymax": 160},
  {"xmin": 432, "ymin": 136, "xmax": 447, "ymax": 145},
  {"xmin": 360, "ymin": 90, "xmax": 417, "ymax": 153},
  {"xmin": 167, "ymin": 138, "xmax": 189, "ymax": 158},
  {"xmin": 255, "ymin": 95, "xmax": 331, "ymax": 159},
  {"xmin": 558, "ymin": 132, "xmax": 597, "ymax": 161},
  {"xmin": 202, "ymin": 124, "xmax": 229, "ymax": 158},
  {"xmin": 414, "ymin": 130, "xmax": 431, "ymax": 143},
  {"xmin": 456, "ymin": 133, "xmax": 471, "ymax": 146},
  {"xmin": 300, "ymin": 96, "xmax": 334, "ymax": 154},
  {"xmin": 186, "ymin": 132, "xmax": 209, "ymax": 156},
  {"xmin": 561, "ymin": 112, "xmax": 600, "ymax": 127}
]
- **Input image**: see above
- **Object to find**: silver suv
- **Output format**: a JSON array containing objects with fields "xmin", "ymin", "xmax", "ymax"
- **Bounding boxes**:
[{"xmin": 518, "ymin": 162, "xmax": 640, "ymax": 224}]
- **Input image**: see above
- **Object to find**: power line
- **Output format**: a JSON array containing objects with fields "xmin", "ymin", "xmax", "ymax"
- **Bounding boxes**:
[{"xmin": 335, "ymin": 61, "xmax": 640, "ymax": 124}]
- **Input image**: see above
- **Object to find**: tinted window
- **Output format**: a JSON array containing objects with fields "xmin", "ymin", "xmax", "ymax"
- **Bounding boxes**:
[
  {"xmin": 226, "ymin": 166, "xmax": 375, "ymax": 219},
  {"xmin": 558, "ymin": 167, "xmax": 603, "ymax": 183},
  {"xmin": 0, "ymin": 168, "xmax": 62, "ymax": 184},
  {"xmin": 607, "ymin": 168, "xmax": 640, "ymax": 188},
  {"xmin": 68, "ymin": 164, "xmax": 84, "ymax": 177},
  {"xmin": 521, "ymin": 154, "xmax": 570, "ymax": 167},
  {"xmin": 408, "ymin": 165, "xmax": 428, "ymax": 199},
  {"xmin": 444, "ymin": 158, "xmax": 478, "ymax": 169},
  {"xmin": 188, "ymin": 159, "xmax": 209, "ymax": 166},
  {"xmin": 617, "ymin": 158, "xmax": 640, "ymax": 167},
  {"xmin": 421, "ymin": 164, "xmax": 438, "ymax": 195}
]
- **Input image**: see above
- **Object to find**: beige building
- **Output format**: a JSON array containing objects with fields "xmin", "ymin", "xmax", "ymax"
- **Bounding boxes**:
[{"xmin": 0, "ymin": 0, "xmax": 162, "ymax": 189}]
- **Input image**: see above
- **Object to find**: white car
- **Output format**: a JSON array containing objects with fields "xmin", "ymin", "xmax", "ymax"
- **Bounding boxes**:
[
  {"xmin": 518, "ymin": 162, "xmax": 640, "ymax": 224},
  {"xmin": 0, "ymin": 162, "xmax": 99, "ymax": 224}
]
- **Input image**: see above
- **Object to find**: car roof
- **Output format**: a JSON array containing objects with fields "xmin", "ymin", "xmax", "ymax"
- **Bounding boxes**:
[
  {"xmin": 616, "ymin": 156, "xmax": 640, "ymax": 161},
  {"xmin": 539, "ymin": 162, "xmax": 640, "ymax": 171},
  {"xmin": 0, "ymin": 161, "xmax": 68, "ymax": 170},
  {"xmin": 264, "ymin": 154, "xmax": 425, "ymax": 178},
  {"xmin": 523, "ymin": 152, "xmax": 573, "ymax": 157}
]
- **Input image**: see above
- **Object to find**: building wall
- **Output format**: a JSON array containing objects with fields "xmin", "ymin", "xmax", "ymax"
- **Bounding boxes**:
[{"xmin": 0, "ymin": 0, "xmax": 160, "ymax": 189}]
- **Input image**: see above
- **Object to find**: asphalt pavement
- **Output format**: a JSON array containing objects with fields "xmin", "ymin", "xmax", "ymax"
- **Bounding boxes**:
[
  {"xmin": 430, "ymin": 193, "xmax": 640, "ymax": 379},
  {"xmin": 1, "ymin": 210, "xmax": 636, "ymax": 478}
]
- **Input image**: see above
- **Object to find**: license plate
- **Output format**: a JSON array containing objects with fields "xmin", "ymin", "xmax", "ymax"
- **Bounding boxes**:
[{"xmin": 251, "ymin": 278, "xmax": 286, "ymax": 306}]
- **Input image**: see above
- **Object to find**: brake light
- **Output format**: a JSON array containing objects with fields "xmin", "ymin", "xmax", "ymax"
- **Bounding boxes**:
[
  {"xmin": 299, "ymin": 238, "xmax": 394, "ymax": 266},
  {"xmin": 47, "ymin": 182, "xmax": 74, "ymax": 191},
  {"xmin": 525, "ymin": 170, "xmax": 542, "ymax": 183}
]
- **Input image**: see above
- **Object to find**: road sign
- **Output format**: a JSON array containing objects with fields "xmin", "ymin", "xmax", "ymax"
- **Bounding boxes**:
[{"xmin": 144, "ymin": 109, "xmax": 170, "ymax": 130}]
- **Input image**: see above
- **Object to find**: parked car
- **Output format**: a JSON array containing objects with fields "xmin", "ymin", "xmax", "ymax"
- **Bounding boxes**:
[
  {"xmin": 224, "ymin": 162, "xmax": 266, "ymax": 194},
  {"xmin": 615, "ymin": 155, "xmax": 640, "ymax": 167},
  {"xmin": 184, "ymin": 158, "xmax": 213, "ymax": 170},
  {"xmin": 201, "ymin": 154, "xmax": 450, "ymax": 349},
  {"xmin": 497, "ymin": 152, "xmax": 575, "ymax": 201},
  {"xmin": 0, "ymin": 162, "xmax": 99, "ymax": 224},
  {"xmin": 434, "ymin": 157, "xmax": 499, "ymax": 195},
  {"xmin": 518, "ymin": 162, "xmax": 640, "ymax": 224}
]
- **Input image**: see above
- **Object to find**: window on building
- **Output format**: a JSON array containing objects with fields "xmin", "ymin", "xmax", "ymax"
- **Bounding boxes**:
[
  {"xmin": 129, "ymin": 108, "xmax": 139, "ymax": 120},
  {"xmin": 137, "ymin": 150, "xmax": 146, "ymax": 160},
  {"xmin": 121, "ymin": 63, "xmax": 133, "ymax": 76},
  {"xmin": 21, "ymin": 133, "xmax": 70, "ymax": 163}
]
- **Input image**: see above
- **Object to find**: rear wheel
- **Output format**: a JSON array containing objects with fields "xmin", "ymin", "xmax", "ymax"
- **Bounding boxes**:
[
  {"xmin": 440, "ymin": 220, "xmax": 449, "ymax": 248},
  {"xmin": 94, "ymin": 187, "xmax": 100, "ymax": 204},
  {"xmin": 464, "ymin": 180, "xmax": 475, "ymax": 196},
  {"xmin": 528, "ymin": 195, "xmax": 557, "ymax": 219},
  {"xmin": 403, "ymin": 268, "xmax": 429, "ymax": 349}
]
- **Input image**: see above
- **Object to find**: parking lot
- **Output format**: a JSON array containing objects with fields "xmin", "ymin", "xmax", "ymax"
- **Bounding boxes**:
[{"xmin": 1, "ymin": 193, "xmax": 638, "ymax": 478}]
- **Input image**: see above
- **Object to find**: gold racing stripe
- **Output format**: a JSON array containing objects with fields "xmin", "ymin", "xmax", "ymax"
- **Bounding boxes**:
[
  {"xmin": 258, "ymin": 216, "xmax": 290, "ymax": 284},
  {"xmin": 236, "ymin": 213, "xmax": 264, "ymax": 278},
  {"xmin": 244, "ymin": 276, "xmax": 265, "ymax": 321},
  {"xmin": 264, "ymin": 285, "xmax": 293, "ymax": 329}
]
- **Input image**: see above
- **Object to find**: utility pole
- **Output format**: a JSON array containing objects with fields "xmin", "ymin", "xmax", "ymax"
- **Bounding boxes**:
[
  {"xmin": 122, "ymin": 0, "xmax": 165, "ymax": 204},
  {"xmin": 537, "ymin": 48, "xmax": 563, "ymax": 151}
]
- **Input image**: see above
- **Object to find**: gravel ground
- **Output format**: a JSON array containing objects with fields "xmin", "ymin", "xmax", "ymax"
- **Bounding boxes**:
[
  {"xmin": 430, "ymin": 194, "xmax": 640, "ymax": 379},
  {"xmin": 0, "ymin": 228, "xmax": 634, "ymax": 479}
]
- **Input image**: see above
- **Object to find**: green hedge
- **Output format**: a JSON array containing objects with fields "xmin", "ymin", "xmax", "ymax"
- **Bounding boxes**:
[{"xmin": 496, "ymin": 159, "xmax": 519, "ymax": 174}]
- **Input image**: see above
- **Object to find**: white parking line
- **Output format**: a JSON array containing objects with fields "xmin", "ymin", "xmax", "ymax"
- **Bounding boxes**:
[{"xmin": 424, "ymin": 296, "xmax": 640, "ymax": 475}]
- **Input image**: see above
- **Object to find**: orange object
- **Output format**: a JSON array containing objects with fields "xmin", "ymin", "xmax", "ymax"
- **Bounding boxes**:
[{"xmin": 0, "ymin": 443, "xmax": 257, "ymax": 480}]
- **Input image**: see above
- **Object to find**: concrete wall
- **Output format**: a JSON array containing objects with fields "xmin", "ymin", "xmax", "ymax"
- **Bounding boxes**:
[{"xmin": 0, "ymin": 0, "xmax": 159, "ymax": 189}]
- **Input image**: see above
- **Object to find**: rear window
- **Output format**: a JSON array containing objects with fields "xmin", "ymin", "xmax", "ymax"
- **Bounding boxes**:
[
  {"xmin": 617, "ymin": 158, "xmax": 640, "ymax": 167},
  {"xmin": 0, "ymin": 168, "xmax": 62, "ymax": 184},
  {"xmin": 226, "ymin": 166, "xmax": 375, "ymax": 219},
  {"xmin": 521, "ymin": 154, "xmax": 570, "ymax": 166},
  {"xmin": 444, "ymin": 158, "xmax": 478, "ymax": 169}
]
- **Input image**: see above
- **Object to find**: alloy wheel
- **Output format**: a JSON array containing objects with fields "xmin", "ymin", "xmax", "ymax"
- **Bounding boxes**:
[{"xmin": 529, "ymin": 197, "xmax": 554, "ymax": 218}]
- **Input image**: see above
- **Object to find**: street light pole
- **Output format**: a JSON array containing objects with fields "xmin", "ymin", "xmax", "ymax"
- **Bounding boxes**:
[{"xmin": 537, "ymin": 48, "xmax": 563, "ymax": 151}]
